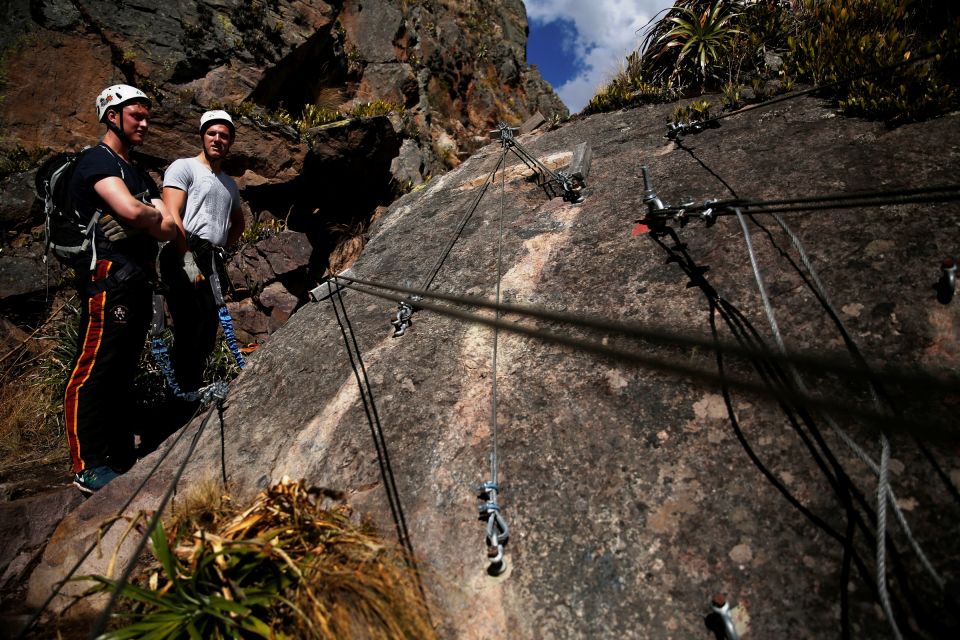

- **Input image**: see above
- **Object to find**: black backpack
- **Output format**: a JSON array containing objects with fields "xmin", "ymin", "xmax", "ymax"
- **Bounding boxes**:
[{"xmin": 34, "ymin": 147, "xmax": 102, "ymax": 270}]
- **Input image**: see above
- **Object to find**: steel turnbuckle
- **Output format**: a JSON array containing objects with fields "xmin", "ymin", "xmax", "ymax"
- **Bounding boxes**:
[
  {"xmin": 937, "ymin": 257, "xmax": 956, "ymax": 304},
  {"xmin": 477, "ymin": 481, "xmax": 509, "ymax": 575}
]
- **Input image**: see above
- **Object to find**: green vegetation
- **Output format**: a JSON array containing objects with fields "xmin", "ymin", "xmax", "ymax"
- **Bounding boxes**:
[
  {"xmin": 83, "ymin": 478, "xmax": 436, "ymax": 639},
  {"xmin": 586, "ymin": 0, "xmax": 959, "ymax": 124},
  {"xmin": 213, "ymin": 99, "xmax": 402, "ymax": 140},
  {"xmin": 785, "ymin": 0, "xmax": 960, "ymax": 123},
  {"xmin": 239, "ymin": 216, "xmax": 285, "ymax": 246},
  {"xmin": 0, "ymin": 144, "xmax": 50, "ymax": 180}
]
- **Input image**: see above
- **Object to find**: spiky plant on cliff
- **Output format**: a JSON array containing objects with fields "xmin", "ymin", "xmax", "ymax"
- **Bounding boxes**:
[{"xmin": 82, "ymin": 478, "xmax": 436, "ymax": 639}]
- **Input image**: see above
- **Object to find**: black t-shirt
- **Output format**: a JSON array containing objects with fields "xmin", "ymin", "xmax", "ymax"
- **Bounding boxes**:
[{"xmin": 68, "ymin": 144, "xmax": 161, "ymax": 272}]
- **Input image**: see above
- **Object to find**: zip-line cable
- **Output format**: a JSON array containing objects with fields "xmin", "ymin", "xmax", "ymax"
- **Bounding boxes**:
[
  {"xmin": 88, "ymin": 399, "xmax": 225, "ymax": 638},
  {"xmin": 333, "ymin": 273, "xmax": 959, "ymax": 401},
  {"xmin": 14, "ymin": 397, "xmax": 215, "ymax": 640},
  {"xmin": 420, "ymin": 152, "xmax": 508, "ymax": 292},
  {"xmin": 330, "ymin": 276, "xmax": 952, "ymax": 437}
]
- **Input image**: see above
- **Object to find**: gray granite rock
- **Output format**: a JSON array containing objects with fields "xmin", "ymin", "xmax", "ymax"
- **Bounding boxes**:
[{"xmin": 28, "ymin": 97, "xmax": 960, "ymax": 637}]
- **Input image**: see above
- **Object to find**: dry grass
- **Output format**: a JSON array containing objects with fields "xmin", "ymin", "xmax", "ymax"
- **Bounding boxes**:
[
  {"xmin": 0, "ymin": 303, "xmax": 75, "ymax": 477},
  {"xmin": 164, "ymin": 475, "xmax": 231, "ymax": 535},
  {"xmin": 0, "ymin": 379, "xmax": 63, "ymax": 470},
  {"xmin": 94, "ymin": 478, "xmax": 438, "ymax": 639}
]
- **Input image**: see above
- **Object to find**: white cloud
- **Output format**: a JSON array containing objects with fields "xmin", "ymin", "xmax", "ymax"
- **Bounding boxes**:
[{"xmin": 526, "ymin": 1, "xmax": 673, "ymax": 112}]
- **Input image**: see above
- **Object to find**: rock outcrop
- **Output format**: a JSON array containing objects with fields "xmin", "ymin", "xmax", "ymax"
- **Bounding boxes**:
[
  {"xmin": 26, "ymin": 96, "xmax": 960, "ymax": 637},
  {"xmin": 0, "ymin": 0, "xmax": 567, "ymax": 337}
]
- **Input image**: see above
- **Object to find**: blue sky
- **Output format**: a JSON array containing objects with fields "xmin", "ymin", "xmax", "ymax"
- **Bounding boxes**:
[{"xmin": 525, "ymin": 1, "xmax": 674, "ymax": 113}]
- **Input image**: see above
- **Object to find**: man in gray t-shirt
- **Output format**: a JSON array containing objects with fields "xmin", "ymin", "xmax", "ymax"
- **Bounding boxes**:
[{"xmin": 159, "ymin": 110, "xmax": 245, "ymax": 395}]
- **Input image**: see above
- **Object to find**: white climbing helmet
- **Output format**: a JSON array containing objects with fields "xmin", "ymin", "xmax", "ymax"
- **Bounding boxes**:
[
  {"xmin": 96, "ymin": 84, "xmax": 151, "ymax": 122},
  {"xmin": 200, "ymin": 110, "xmax": 235, "ymax": 135}
]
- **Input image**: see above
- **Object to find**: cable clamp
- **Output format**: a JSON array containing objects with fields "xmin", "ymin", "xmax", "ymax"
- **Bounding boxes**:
[
  {"xmin": 555, "ymin": 169, "xmax": 585, "ymax": 203},
  {"xmin": 390, "ymin": 297, "xmax": 420, "ymax": 338},
  {"xmin": 490, "ymin": 121, "xmax": 518, "ymax": 146}
]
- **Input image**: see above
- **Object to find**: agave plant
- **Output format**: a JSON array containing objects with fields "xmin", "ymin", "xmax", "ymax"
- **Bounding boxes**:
[{"xmin": 658, "ymin": 1, "xmax": 743, "ymax": 89}]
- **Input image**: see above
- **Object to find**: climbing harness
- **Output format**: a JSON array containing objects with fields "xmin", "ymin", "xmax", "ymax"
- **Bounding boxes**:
[{"xmin": 149, "ymin": 250, "xmax": 244, "ymax": 404}]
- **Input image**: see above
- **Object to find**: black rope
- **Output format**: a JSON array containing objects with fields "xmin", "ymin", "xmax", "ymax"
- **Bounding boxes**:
[
  {"xmin": 327, "ymin": 281, "xmax": 429, "ymax": 604},
  {"xmin": 650, "ymin": 184, "xmax": 960, "ymax": 221},
  {"xmin": 88, "ymin": 401, "xmax": 222, "ymax": 638},
  {"xmin": 15, "ymin": 400, "xmax": 210, "ymax": 640},
  {"xmin": 333, "ymin": 273, "xmax": 960, "ymax": 401},
  {"xmin": 420, "ymin": 151, "xmax": 507, "ymax": 292},
  {"xmin": 333, "ymin": 276, "xmax": 953, "ymax": 438},
  {"xmin": 219, "ymin": 402, "xmax": 228, "ymax": 487}
]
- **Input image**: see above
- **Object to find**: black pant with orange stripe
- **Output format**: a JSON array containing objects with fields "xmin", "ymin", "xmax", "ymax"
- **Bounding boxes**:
[{"xmin": 64, "ymin": 259, "xmax": 152, "ymax": 474}]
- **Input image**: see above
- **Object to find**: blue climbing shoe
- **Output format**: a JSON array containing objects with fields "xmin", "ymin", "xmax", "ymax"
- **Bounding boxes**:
[{"xmin": 73, "ymin": 466, "xmax": 120, "ymax": 495}]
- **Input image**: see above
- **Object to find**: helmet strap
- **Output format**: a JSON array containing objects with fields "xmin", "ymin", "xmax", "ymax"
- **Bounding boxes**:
[{"xmin": 105, "ymin": 108, "xmax": 129, "ymax": 144}]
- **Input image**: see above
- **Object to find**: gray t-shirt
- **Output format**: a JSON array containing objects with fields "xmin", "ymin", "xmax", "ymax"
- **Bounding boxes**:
[{"xmin": 163, "ymin": 157, "xmax": 240, "ymax": 247}]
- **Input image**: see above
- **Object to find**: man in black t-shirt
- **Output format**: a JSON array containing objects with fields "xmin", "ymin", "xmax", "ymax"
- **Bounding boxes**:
[{"xmin": 64, "ymin": 84, "xmax": 176, "ymax": 495}]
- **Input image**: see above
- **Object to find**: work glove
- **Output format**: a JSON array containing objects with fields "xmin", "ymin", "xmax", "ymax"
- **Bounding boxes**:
[
  {"xmin": 99, "ymin": 214, "xmax": 130, "ymax": 242},
  {"xmin": 182, "ymin": 251, "xmax": 205, "ymax": 285}
]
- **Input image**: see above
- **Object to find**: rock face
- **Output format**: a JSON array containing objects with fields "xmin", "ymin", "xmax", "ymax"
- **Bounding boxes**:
[
  {"xmin": 0, "ymin": 0, "xmax": 567, "ymax": 340},
  {"xmin": 27, "ymin": 97, "xmax": 960, "ymax": 637}
]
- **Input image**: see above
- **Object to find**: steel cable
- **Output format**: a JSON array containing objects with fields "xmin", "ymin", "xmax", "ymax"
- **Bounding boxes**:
[
  {"xmin": 420, "ymin": 151, "xmax": 507, "ymax": 292},
  {"xmin": 88, "ymin": 400, "xmax": 223, "ymax": 638},
  {"xmin": 331, "ymin": 276, "xmax": 951, "ymax": 437},
  {"xmin": 333, "ymin": 273, "xmax": 959, "ymax": 402},
  {"xmin": 327, "ymin": 281, "xmax": 429, "ymax": 605},
  {"xmin": 734, "ymin": 208, "xmax": 903, "ymax": 640},
  {"xmin": 770, "ymin": 212, "xmax": 944, "ymax": 588},
  {"xmin": 14, "ymin": 399, "xmax": 212, "ymax": 640}
]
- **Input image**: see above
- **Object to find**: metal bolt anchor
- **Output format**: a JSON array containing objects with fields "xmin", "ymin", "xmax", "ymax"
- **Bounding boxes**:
[
  {"xmin": 710, "ymin": 594, "xmax": 740, "ymax": 640},
  {"xmin": 937, "ymin": 257, "xmax": 956, "ymax": 304}
]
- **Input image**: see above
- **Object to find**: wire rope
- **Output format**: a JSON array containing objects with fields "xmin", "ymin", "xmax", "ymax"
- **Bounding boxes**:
[
  {"xmin": 769, "ymin": 212, "xmax": 944, "ymax": 588},
  {"xmin": 333, "ymin": 273, "xmax": 959, "ymax": 401},
  {"xmin": 327, "ymin": 281, "xmax": 429, "ymax": 604},
  {"xmin": 420, "ymin": 151, "xmax": 508, "ymax": 292},
  {"xmin": 14, "ymin": 399, "xmax": 211, "ymax": 640},
  {"xmin": 88, "ymin": 401, "xmax": 223, "ymax": 638},
  {"xmin": 332, "ymin": 276, "xmax": 950, "ymax": 437},
  {"xmin": 734, "ymin": 208, "xmax": 903, "ymax": 640}
]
